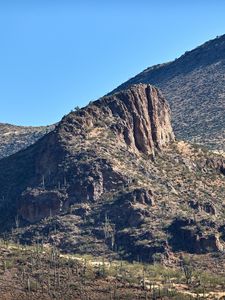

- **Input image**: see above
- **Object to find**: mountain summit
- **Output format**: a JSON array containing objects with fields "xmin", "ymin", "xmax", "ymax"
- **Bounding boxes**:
[{"xmin": 112, "ymin": 34, "xmax": 225, "ymax": 151}]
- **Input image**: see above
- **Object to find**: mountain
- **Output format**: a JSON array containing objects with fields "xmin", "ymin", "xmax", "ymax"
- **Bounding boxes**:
[
  {"xmin": 0, "ymin": 84, "xmax": 224, "ymax": 265},
  {"xmin": 2, "ymin": 35, "xmax": 224, "ymax": 159},
  {"xmin": 0, "ymin": 123, "xmax": 54, "ymax": 159},
  {"xmin": 111, "ymin": 34, "xmax": 225, "ymax": 151}
]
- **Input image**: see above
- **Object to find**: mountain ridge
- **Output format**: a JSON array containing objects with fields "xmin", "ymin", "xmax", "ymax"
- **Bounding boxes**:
[
  {"xmin": 111, "ymin": 34, "xmax": 225, "ymax": 151},
  {"xmin": 0, "ymin": 123, "xmax": 54, "ymax": 159}
]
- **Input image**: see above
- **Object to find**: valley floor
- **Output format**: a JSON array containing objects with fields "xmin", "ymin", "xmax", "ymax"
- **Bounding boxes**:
[{"xmin": 0, "ymin": 241, "xmax": 225, "ymax": 299}]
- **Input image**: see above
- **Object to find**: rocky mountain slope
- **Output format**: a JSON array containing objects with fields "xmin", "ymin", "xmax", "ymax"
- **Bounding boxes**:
[
  {"xmin": 0, "ymin": 123, "xmax": 54, "ymax": 159},
  {"xmin": 0, "ymin": 84, "xmax": 225, "ymax": 265},
  {"xmin": 111, "ymin": 34, "xmax": 225, "ymax": 151}
]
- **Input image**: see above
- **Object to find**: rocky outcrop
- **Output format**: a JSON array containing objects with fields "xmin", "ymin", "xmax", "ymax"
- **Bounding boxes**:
[
  {"xmin": 104, "ymin": 188, "xmax": 154, "ymax": 228},
  {"xmin": 168, "ymin": 218, "xmax": 223, "ymax": 254},
  {"xmin": 205, "ymin": 158, "xmax": 225, "ymax": 175},
  {"xmin": 19, "ymin": 189, "xmax": 68, "ymax": 223},
  {"xmin": 65, "ymin": 156, "xmax": 127, "ymax": 203},
  {"xmin": 188, "ymin": 200, "xmax": 216, "ymax": 215},
  {"xmin": 98, "ymin": 84, "xmax": 174, "ymax": 155},
  {"xmin": 18, "ymin": 154, "xmax": 127, "ymax": 223},
  {"xmin": 58, "ymin": 84, "xmax": 174, "ymax": 157}
]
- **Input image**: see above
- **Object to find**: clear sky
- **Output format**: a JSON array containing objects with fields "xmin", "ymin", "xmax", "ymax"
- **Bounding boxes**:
[{"xmin": 1, "ymin": 0, "xmax": 225, "ymax": 126}]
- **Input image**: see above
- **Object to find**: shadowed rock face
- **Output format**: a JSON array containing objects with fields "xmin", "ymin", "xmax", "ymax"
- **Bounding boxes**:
[
  {"xmin": 18, "ymin": 189, "xmax": 68, "ymax": 223},
  {"xmin": 168, "ymin": 218, "xmax": 223, "ymax": 254},
  {"xmin": 101, "ymin": 188, "xmax": 155, "ymax": 229}
]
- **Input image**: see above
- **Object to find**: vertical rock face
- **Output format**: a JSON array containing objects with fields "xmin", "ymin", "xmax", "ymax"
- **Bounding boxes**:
[{"xmin": 95, "ymin": 84, "xmax": 175, "ymax": 156}]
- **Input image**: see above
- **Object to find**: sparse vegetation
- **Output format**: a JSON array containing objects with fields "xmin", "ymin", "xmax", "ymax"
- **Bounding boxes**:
[{"xmin": 0, "ymin": 240, "xmax": 225, "ymax": 299}]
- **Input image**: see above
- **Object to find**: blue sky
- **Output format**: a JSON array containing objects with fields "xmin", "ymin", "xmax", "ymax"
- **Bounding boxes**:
[{"xmin": 1, "ymin": 0, "xmax": 225, "ymax": 126}]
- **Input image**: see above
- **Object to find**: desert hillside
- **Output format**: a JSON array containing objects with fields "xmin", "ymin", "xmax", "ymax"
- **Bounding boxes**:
[{"xmin": 0, "ymin": 123, "xmax": 54, "ymax": 159}]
